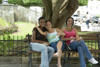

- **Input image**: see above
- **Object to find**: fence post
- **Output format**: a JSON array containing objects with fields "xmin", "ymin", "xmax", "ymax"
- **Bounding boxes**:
[
  {"xmin": 97, "ymin": 33, "xmax": 100, "ymax": 63},
  {"xmin": 28, "ymin": 33, "xmax": 32, "ymax": 67}
]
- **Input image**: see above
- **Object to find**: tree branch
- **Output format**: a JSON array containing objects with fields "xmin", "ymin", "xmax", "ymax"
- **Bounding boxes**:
[
  {"xmin": 55, "ymin": 0, "xmax": 79, "ymax": 28},
  {"xmin": 51, "ymin": 0, "xmax": 65, "ymax": 27}
]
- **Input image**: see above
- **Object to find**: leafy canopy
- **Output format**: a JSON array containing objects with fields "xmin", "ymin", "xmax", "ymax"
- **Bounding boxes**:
[
  {"xmin": 0, "ymin": 0, "xmax": 88, "ymax": 6},
  {"xmin": 79, "ymin": 0, "xmax": 88, "ymax": 6}
]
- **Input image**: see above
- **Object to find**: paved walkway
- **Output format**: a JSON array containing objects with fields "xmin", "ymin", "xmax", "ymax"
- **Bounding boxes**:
[{"xmin": 75, "ymin": 22, "xmax": 100, "ymax": 32}]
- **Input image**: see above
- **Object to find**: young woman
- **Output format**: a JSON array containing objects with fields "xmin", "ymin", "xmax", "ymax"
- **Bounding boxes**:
[
  {"xmin": 35, "ymin": 20, "xmax": 66, "ymax": 67},
  {"xmin": 30, "ymin": 17, "xmax": 54, "ymax": 67},
  {"xmin": 61, "ymin": 17, "xmax": 98, "ymax": 67}
]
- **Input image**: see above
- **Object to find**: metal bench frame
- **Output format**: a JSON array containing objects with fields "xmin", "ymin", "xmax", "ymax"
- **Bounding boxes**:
[{"xmin": 26, "ymin": 34, "xmax": 100, "ymax": 67}]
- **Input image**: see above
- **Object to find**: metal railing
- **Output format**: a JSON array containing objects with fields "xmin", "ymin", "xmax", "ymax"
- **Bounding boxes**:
[
  {"xmin": 0, "ymin": 34, "xmax": 100, "ymax": 57},
  {"xmin": 0, "ymin": 35, "xmax": 28, "ymax": 56}
]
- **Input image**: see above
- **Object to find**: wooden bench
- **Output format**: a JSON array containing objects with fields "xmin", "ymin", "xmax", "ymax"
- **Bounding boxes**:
[
  {"xmin": 26, "ymin": 34, "xmax": 100, "ymax": 67},
  {"xmin": 63, "ymin": 34, "xmax": 100, "ymax": 67}
]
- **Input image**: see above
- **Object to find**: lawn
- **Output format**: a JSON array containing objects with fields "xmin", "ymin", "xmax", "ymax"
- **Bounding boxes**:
[
  {"xmin": 13, "ymin": 22, "xmax": 35, "ymax": 36},
  {"xmin": 0, "ymin": 22, "xmax": 35, "ymax": 40},
  {"xmin": 10, "ymin": 22, "xmax": 35, "ymax": 39}
]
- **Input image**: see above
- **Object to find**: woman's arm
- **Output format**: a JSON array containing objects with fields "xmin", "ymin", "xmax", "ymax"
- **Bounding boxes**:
[
  {"xmin": 61, "ymin": 29, "xmax": 76, "ymax": 41},
  {"xmin": 56, "ymin": 28, "xmax": 65, "ymax": 36},
  {"xmin": 74, "ymin": 28, "xmax": 81, "ymax": 41},
  {"xmin": 35, "ymin": 22, "xmax": 47, "ymax": 36},
  {"xmin": 74, "ymin": 28, "xmax": 80, "ymax": 38}
]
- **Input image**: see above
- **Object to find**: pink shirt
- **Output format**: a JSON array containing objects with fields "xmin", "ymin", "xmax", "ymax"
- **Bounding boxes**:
[{"xmin": 64, "ymin": 29, "xmax": 76, "ymax": 45}]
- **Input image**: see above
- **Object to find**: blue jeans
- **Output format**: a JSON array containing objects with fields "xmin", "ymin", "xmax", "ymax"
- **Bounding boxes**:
[
  {"xmin": 30, "ymin": 42, "xmax": 54, "ymax": 67},
  {"xmin": 69, "ymin": 40, "xmax": 93, "ymax": 67},
  {"xmin": 86, "ymin": 20, "xmax": 90, "ymax": 28}
]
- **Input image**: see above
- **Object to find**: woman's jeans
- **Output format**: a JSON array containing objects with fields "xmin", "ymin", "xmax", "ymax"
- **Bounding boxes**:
[
  {"xmin": 86, "ymin": 20, "xmax": 90, "ymax": 28},
  {"xmin": 30, "ymin": 42, "xmax": 54, "ymax": 67},
  {"xmin": 69, "ymin": 40, "xmax": 93, "ymax": 67}
]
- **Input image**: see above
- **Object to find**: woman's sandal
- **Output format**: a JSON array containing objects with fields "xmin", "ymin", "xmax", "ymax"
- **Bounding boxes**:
[
  {"xmin": 53, "ymin": 50, "xmax": 61, "ymax": 57},
  {"xmin": 53, "ymin": 52, "xmax": 59, "ymax": 57}
]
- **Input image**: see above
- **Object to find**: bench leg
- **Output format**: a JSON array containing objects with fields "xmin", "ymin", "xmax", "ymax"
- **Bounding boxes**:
[
  {"xmin": 28, "ymin": 53, "xmax": 32, "ymax": 67},
  {"xmin": 63, "ymin": 53, "xmax": 67, "ymax": 67},
  {"xmin": 98, "ymin": 57, "xmax": 100, "ymax": 65},
  {"xmin": 67, "ymin": 53, "xmax": 70, "ymax": 67}
]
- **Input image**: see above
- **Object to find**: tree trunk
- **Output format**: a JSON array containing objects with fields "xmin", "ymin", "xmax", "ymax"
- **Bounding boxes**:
[{"xmin": 42, "ymin": 0, "xmax": 79, "ymax": 29}]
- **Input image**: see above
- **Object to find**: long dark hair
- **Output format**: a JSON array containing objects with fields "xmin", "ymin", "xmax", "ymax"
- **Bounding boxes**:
[{"xmin": 66, "ymin": 17, "xmax": 74, "ymax": 27}]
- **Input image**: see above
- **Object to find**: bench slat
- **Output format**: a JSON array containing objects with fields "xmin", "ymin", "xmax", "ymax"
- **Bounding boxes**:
[
  {"xmin": 26, "ymin": 50, "xmax": 40, "ymax": 53},
  {"xmin": 26, "ymin": 50, "xmax": 100, "ymax": 53},
  {"xmin": 83, "ymin": 38, "xmax": 97, "ymax": 40},
  {"xmin": 80, "ymin": 35, "xmax": 97, "ymax": 37},
  {"xmin": 62, "ymin": 50, "xmax": 100, "ymax": 53}
]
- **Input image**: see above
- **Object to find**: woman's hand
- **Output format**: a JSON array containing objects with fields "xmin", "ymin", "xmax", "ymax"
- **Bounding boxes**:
[
  {"xmin": 76, "ymin": 37, "xmax": 82, "ymax": 43},
  {"xmin": 45, "ymin": 42, "xmax": 49, "ymax": 45},
  {"xmin": 35, "ymin": 22, "xmax": 38, "ymax": 27},
  {"xmin": 44, "ymin": 42, "xmax": 50, "ymax": 46}
]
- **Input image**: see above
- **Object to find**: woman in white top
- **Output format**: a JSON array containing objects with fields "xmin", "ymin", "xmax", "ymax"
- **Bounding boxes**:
[{"xmin": 35, "ymin": 20, "xmax": 66, "ymax": 67}]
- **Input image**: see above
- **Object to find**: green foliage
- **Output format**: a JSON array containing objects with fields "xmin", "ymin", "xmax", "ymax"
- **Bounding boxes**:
[
  {"xmin": 0, "ymin": 17, "xmax": 6, "ymax": 26},
  {"xmin": 8, "ymin": 0, "xmax": 42, "ymax": 6},
  {"xmin": 3, "ymin": 24, "xmax": 18, "ymax": 34},
  {"xmin": 0, "ymin": 34, "xmax": 14, "ymax": 56},
  {"xmin": 87, "ymin": 63, "xmax": 93, "ymax": 67},
  {"xmin": 0, "ymin": 17, "xmax": 18, "ymax": 35},
  {"xmin": 0, "ymin": 0, "xmax": 2, "ymax": 3},
  {"xmin": 8, "ymin": 0, "xmax": 24, "ymax": 5},
  {"xmin": 79, "ymin": 0, "xmax": 88, "ymax": 6},
  {"xmin": 0, "ymin": 0, "xmax": 88, "ymax": 6},
  {"xmin": 22, "ymin": 0, "xmax": 42, "ymax": 4}
]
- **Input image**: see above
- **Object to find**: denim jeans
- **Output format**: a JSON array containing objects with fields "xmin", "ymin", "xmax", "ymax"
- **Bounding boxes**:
[
  {"xmin": 86, "ymin": 20, "xmax": 90, "ymax": 28},
  {"xmin": 30, "ymin": 42, "xmax": 54, "ymax": 67},
  {"xmin": 69, "ymin": 40, "xmax": 93, "ymax": 67}
]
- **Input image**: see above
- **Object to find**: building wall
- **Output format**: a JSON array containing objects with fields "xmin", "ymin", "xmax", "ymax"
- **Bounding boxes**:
[{"xmin": 74, "ymin": 0, "xmax": 100, "ymax": 16}]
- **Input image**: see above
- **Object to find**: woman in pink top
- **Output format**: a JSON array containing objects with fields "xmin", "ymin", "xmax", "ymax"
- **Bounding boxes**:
[{"xmin": 61, "ymin": 17, "xmax": 98, "ymax": 67}]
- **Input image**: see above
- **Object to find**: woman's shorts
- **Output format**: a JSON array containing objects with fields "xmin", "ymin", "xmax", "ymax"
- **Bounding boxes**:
[{"xmin": 50, "ymin": 39, "xmax": 66, "ymax": 51}]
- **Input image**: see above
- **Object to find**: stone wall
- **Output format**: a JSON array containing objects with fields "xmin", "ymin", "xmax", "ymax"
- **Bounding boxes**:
[
  {"xmin": 14, "ymin": 5, "xmax": 40, "ymax": 23},
  {"xmin": 0, "ymin": 4, "xmax": 41, "ymax": 24},
  {"xmin": 0, "ymin": 4, "xmax": 14, "ymax": 23}
]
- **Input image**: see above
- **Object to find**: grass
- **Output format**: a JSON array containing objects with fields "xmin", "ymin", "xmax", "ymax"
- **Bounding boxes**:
[
  {"xmin": 0, "ymin": 22, "xmax": 35, "ymax": 40},
  {"xmin": 10, "ymin": 22, "xmax": 35, "ymax": 39},
  {"xmin": 14, "ymin": 22, "xmax": 35, "ymax": 36}
]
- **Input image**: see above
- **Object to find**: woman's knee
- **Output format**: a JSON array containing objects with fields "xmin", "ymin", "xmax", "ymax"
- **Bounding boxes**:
[
  {"xmin": 77, "ymin": 46, "xmax": 82, "ymax": 50},
  {"xmin": 58, "ymin": 40, "xmax": 63, "ymax": 44}
]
